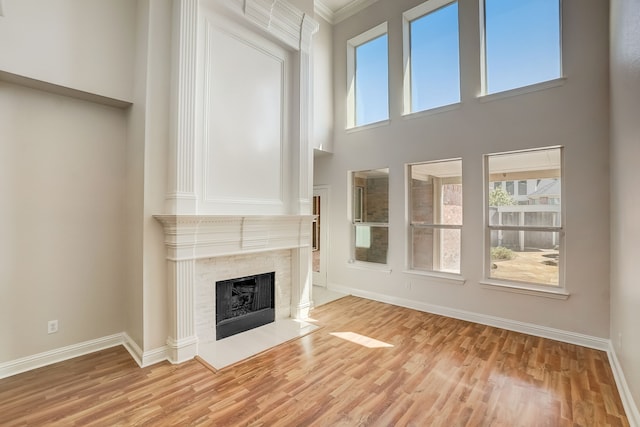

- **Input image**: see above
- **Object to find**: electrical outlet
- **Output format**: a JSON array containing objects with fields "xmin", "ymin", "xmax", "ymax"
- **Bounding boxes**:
[{"xmin": 48, "ymin": 320, "xmax": 58, "ymax": 334}]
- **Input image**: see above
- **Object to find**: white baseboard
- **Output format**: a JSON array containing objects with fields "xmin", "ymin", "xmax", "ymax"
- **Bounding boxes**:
[
  {"xmin": 608, "ymin": 343, "xmax": 640, "ymax": 427},
  {"xmin": 1, "ymin": 333, "xmax": 171, "ymax": 380},
  {"xmin": 142, "ymin": 346, "xmax": 169, "ymax": 367},
  {"xmin": 116, "ymin": 333, "xmax": 168, "ymax": 368},
  {"xmin": 329, "ymin": 283, "xmax": 609, "ymax": 351},
  {"xmin": 122, "ymin": 332, "xmax": 144, "ymax": 366},
  {"xmin": 0, "ymin": 333, "xmax": 124, "ymax": 380}
]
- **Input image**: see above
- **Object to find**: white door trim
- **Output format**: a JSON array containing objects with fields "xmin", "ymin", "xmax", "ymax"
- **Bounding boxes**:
[{"xmin": 312, "ymin": 186, "xmax": 329, "ymax": 287}]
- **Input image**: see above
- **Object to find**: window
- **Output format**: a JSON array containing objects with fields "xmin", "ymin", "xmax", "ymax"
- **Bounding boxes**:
[
  {"xmin": 518, "ymin": 180, "xmax": 527, "ymax": 195},
  {"xmin": 403, "ymin": 0, "xmax": 460, "ymax": 113},
  {"xmin": 482, "ymin": 0, "xmax": 561, "ymax": 94},
  {"xmin": 505, "ymin": 180, "xmax": 514, "ymax": 195},
  {"xmin": 486, "ymin": 147, "xmax": 563, "ymax": 287},
  {"xmin": 347, "ymin": 23, "xmax": 389, "ymax": 128},
  {"xmin": 351, "ymin": 169, "xmax": 389, "ymax": 264},
  {"xmin": 409, "ymin": 159, "xmax": 462, "ymax": 274}
]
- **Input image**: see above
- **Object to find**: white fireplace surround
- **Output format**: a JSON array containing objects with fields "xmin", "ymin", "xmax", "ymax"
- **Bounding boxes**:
[
  {"xmin": 155, "ymin": 215, "xmax": 314, "ymax": 363},
  {"xmin": 154, "ymin": 0, "xmax": 318, "ymax": 364}
]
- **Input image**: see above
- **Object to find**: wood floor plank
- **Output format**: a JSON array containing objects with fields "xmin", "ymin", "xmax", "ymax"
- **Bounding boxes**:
[{"xmin": 0, "ymin": 296, "xmax": 630, "ymax": 426}]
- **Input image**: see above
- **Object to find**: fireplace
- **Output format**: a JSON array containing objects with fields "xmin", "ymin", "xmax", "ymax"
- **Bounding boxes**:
[
  {"xmin": 216, "ymin": 272, "xmax": 275, "ymax": 340},
  {"xmin": 154, "ymin": 216, "xmax": 313, "ymax": 363}
]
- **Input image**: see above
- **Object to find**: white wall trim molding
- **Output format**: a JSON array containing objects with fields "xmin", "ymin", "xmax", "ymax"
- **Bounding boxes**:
[
  {"xmin": 154, "ymin": 215, "xmax": 314, "ymax": 260},
  {"xmin": 122, "ymin": 332, "xmax": 144, "ymax": 366},
  {"xmin": 0, "ymin": 334, "xmax": 124, "ymax": 380},
  {"xmin": 333, "ymin": 0, "xmax": 380, "ymax": 24},
  {"xmin": 213, "ymin": 0, "xmax": 318, "ymax": 51},
  {"xmin": 109, "ymin": 333, "xmax": 169, "ymax": 368},
  {"xmin": 314, "ymin": 1, "xmax": 334, "ymax": 24},
  {"xmin": 246, "ymin": 0, "xmax": 304, "ymax": 50},
  {"xmin": 167, "ymin": 0, "xmax": 199, "ymax": 214},
  {"xmin": 328, "ymin": 283, "xmax": 610, "ymax": 351},
  {"xmin": 122, "ymin": 334, "xmax": 169, "ymax": 368},
  {"xmin": 608, "ymin": 343, "xmax": 640, "ymax": 427},
  {"xmin": 0, "ymin": 333, "xmax": 171, "ymax": 379},
  {"xmin": 142, "ymin": 346, "xmax": 170, "ymax": 367},
  {"xmin": 0, "ymin": 70, "xmax": 132, "ymax": 108}
]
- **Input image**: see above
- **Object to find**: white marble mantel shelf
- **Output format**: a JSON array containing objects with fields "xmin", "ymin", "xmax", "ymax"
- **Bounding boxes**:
[{"xmin": 154, "ymin": 214, "xmax": 315, "ymax": 261}]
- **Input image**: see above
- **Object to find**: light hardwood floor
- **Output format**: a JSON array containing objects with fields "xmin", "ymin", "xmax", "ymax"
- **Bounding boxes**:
[{"xmin": 0, "ymin": 296, "xmax": 629, "ymax": 426}]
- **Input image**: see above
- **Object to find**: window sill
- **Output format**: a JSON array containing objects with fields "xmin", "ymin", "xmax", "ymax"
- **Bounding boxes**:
[
  {"xmin": 403, "ymin": 269, "xmax": 466, "ymax": 285},
  {"xmin": 347, "ymin": 260, "xmax": 392, "ymax": 273},
  {"xmin": 478, "ymin": 77, "xmax": 567, "ymax": 103},
  {"xmin": 479, "ymin": 279, "xmax": 570, "ymax": 300},
  {"xmin": 402, "ymin": 102, "xmax": 461, "ymax": 120},
  {"xmin": 346, "ymin": 119, "xmax": 389, "ymax": 133}
]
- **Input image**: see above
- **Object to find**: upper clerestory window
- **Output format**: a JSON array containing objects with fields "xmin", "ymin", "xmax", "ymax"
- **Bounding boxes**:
[
  {"xmin": 347, "ymin": 23, "xmax": 389, "ymax": 128},
  {"xmin": 403, "ymin": 0, "xmax": 461, "ymax": 114},
  {"xmin": 482, "ymin": 0, "xmax": 562, "ymax": 95}
]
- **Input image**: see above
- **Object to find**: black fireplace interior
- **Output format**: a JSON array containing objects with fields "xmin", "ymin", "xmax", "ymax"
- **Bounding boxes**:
[{"xmin": 216, "ymin": 272, "xmax": 275, "ymax": 340}]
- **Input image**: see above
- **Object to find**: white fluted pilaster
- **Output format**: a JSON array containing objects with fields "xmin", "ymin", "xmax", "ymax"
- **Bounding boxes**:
[
  {"xmin": 166, "ymin": 258, "xmax": 198, "ymax": 363},
  {"xmin": 167, "ymin": 0, "xmax": 199, "ymax": 214},
  {"xmin": 294, "ymin": 14, "xmax": 318, "ymax": 216}
]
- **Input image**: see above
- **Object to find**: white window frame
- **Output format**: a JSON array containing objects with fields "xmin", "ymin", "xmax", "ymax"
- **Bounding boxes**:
[
  {"xmin": 482, "ymin": 146, "xmax": 568, "ymax": 299},
  {"xmin": 406, "ymin": 159, "xmax": 464, "ymax": 282},
  {"xmin": 346, "ymin": 22, "xmax": 389, "ymax": 129},
  {"xmin": 402, "ymin": 0, "xmax": 460, "ymax": 116},
  {"xmin": 479, "ymin": 0, "xmax": 564, "ymax": 97}
]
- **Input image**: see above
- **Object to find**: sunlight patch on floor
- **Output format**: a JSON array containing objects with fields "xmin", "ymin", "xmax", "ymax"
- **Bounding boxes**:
[{"xmin": 330, "ymin": 332, "xmax": 394, "ymax": 348}]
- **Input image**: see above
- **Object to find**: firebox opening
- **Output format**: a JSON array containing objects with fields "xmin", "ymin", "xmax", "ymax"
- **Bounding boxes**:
[{"xmin": 216, "ymin": 272, "xmax": 275, "ymax": 340}]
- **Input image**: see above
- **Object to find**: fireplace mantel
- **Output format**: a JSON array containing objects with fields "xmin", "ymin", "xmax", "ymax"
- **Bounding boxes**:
[{"xmin": 154, "ymin": 214, "xmax": 315, "ymax": 260}]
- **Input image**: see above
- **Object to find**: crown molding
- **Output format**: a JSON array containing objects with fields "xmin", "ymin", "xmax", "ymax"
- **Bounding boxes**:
[
  {"xmin": 333, "ymin": 0, "xmax": 380, "ymax": 24},
  {"xmin": 314, "ymin": 0, "xmax": 381, "ymax": 25},
  {"xmin": 314, "ymin": 1, "xmax": 334, "ymax": 24}
]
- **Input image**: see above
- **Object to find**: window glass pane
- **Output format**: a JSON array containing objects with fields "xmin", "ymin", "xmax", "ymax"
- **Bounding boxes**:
[
  {"xmin": 484, "ymin": 0, "xmax": 560, "ymax": 94},
  {"xmin": 353, "ymin": 169, "xmax": 389, "ymax": 223},
  {"xmin": 355, "ymin": 35, "xmax": 389, "ymax": 126},
  {"xmin": 490, "ymin": 230, "xmax": 560, "ymax": 286},
  {"xmin": 487, "ymin": 147, "xmax": 562, "ymax": 287},
  {"xmin": 413, "ymin": 227, "xmax": 461, "ymax": 273},
  {"xmin": 410, "ymin": 160, "xmax": 462, "ymax": 225},
  {"xmin": 354, "ymin": 226, "xmax": 388, "ymax": 264},
  {"xmin": 518, "ymin": 180, "xmax": 527, "ymax": 195},
  {"xmin": 353, "ymin": 169, "xmax": 389, "ymax": 265},
  {"xmin": 506, "ymin": 181, "xmax": 514, "ymax": 195},
  {"xmin": 410, "ymin": 2, "xmax": 460, "ymax": 111},
  {"xmin": 409, "ymin": 159, "xmax": 462, "ymax": 275},
  {"xmin": 488, "ymin": 148, "xmax": 561, "ymax": 226}
]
